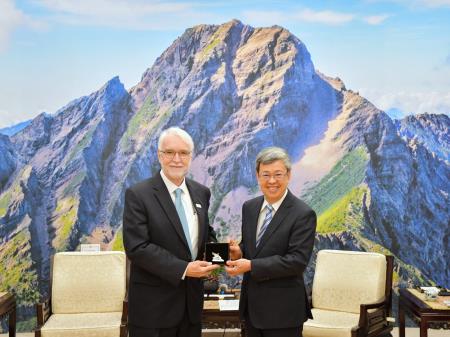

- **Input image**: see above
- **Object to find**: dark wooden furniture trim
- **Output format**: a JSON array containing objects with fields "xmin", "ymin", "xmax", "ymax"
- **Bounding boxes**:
[
  {"xmin": 0, "ymin": 292, "xmax": 16, "ymax": 337},
  {"xmin": 120, "ymin": 258, "xmax": 130, "ymax": 337},
  {"xmin": 35, "ymin": 297, "xmax": 51, "ymax": 337},
  {"xmin": 352, "ymin": 255, "xmax": 394, "ymax": 337},
  {"xmin": 35, "ymin": 255, "xmax": 54, "ymax": 337},
  {"xmin": 398, "ymin": 288, "xmax": 450, "ymax": 337}
]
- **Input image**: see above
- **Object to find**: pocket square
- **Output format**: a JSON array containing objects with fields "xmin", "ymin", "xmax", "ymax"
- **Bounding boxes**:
[{"xmin": 195, "ymin": 203, "xmax": 202, "ymax": 208}]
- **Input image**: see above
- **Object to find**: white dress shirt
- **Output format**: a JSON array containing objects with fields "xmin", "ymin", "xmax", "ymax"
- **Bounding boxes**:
[
  {"xmin": 160, "ymin": 170, "xmax": 199, "ymax": 260},
  {"xmin": 256, "ymin": 189, "xmax": 288, "ymax": 238}
]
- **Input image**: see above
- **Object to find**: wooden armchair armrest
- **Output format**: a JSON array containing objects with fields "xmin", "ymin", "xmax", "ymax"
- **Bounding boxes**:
[
  {"xmin": 306, "ymin": 285, "xmax": 312, "ymax": 307},
  {"xmin": 121, "ymin": 297, "xmax": 128, "ymax": 325},
  {"xmin": 358, "ymin": 297, "xmax": 393, "ymax": 335},
  {"xmin": 35, "ymin": 297, "xmax": 52, "ymax": 336},
  {"xmin": 360, "ymin": 299, "xmax": 388, "ymax": 311},
  {"xmin": 36, "ymin": 297, "xmax": 52, "ymax": 326},
  {"xmin": 120, "ymin": 296, "xmax": 128, "ymax": 337}
]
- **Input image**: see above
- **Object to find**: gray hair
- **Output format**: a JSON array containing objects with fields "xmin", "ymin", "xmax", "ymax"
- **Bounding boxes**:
[
  {"xmin": 158, "ymin": 127, "xmax": 194, "ymax": 152},
  {"xmin": 255, "ymin": 147, "xmax": 292, "ymax": 173}
]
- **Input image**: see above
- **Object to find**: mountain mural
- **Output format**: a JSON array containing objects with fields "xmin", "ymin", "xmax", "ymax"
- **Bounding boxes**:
[
  {"xmin": 0, "ymin": 20, "xmax": 448, "ymax": 331},
  {"xmin": 0, "ymin": 120, "xmax": 32, "ymax": 137}
]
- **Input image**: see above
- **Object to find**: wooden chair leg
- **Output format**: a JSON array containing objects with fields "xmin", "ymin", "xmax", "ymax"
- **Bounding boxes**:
[
  {"xmin": 120, "ymin": 324, "xmax": 128, "ymax": 337},
  {"xmin": 9, "ymin": 307, "xmax": 16, "ymax": 337}
]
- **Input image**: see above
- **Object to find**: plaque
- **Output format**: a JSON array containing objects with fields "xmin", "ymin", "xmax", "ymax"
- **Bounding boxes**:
[{"xmin": 205, "ymin": 242, "xmax": 229, "ymax": 265}]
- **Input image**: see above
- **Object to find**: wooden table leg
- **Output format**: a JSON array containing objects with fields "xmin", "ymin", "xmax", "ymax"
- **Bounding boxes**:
[
  {"xmin": 399, "ymin": 300, "xmax": 406, "ymax": 337},
  {"xmin": 419, "ymin": 318, "xmax": 428, "ymax": 337},
  {"xmin": 9, "ymin": 306, "xmax": 16, "ymax": 337}
]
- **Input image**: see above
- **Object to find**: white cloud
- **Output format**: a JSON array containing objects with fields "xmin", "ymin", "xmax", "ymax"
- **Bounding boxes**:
[
  {"xmin": 36, "ymin": 0, "xmax": 192, "ymax": 16},
  {"xmin": 30, "ymin": 2, "xmax": 391, "ymax": 30},
  {"xmin": 33, "ymin": 0, "xmax": 222, "ymax": 30},
  {"xmin": 363, "ymin": 14, "xmax": 390, "ymax": 25},
  {"xmin": 243, "ymin": 8, "xmax": 390, "ymax": 28},
  {"xmin": 0, "ymin": 0, "xmax": 27, "ymax": 52},
  {"xmin": 361, "ymin": 89, "xmax": 450, "ymax": 116},
  {"xmin": 0, "ymin": 0, "xmax": 46, "ymax": 52},
  {"xmin": 369, "ymin": 0, "xmax": 450, "ymax": 8},
  {"xmin": 418, "ymin": 0, "xmax": 450, "ymax": 7},
  {"xmin": 293, "ymin": 9, "xmax": 354, "ymax": 25}
]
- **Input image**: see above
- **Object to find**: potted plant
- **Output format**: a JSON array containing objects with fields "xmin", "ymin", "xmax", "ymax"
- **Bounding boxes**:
[{"xmin": 203, "ymin": 266, "xmax": 223, "ymax": 294}]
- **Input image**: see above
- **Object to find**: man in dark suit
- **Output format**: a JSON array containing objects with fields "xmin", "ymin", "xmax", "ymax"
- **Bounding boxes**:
[
  {"xmin": 123, "ymin": 127, "xmax": 219, "ymax": 337},
  {"xmin": 226, "ymin": 147, "xmax": 317, "ymax": 337}
]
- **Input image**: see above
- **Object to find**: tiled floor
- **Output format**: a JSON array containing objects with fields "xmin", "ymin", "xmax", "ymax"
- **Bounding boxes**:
[{"xmin": 1, "ymin": 328, "xmax": 450, "ymax": 337}]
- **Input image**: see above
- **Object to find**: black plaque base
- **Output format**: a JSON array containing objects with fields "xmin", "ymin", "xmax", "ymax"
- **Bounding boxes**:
[{"xmin": 205, "ymin": 242, "xmax": 229, "ymax": 265}]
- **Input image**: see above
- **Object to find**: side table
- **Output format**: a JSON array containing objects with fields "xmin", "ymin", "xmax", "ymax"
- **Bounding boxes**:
[
  {"xmin": 0, "ymin": 292, "xmax": 16, "ymax": 337},
  {"xmin": 399, "ymin": 288, "xmax": 450, "ymax": 337},
  {"xmin": 203, "ymin": 297, "xmax": 245, "ymax": 336}
]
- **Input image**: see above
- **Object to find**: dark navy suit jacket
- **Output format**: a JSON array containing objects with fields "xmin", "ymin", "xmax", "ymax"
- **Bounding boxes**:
[
  {"xmin": 123, "ymin": 173, "xmax": 216, "ymax": 329},
  {"xmin": 239, "ymin": 190, "xmax": 316, "ymax": 329}
]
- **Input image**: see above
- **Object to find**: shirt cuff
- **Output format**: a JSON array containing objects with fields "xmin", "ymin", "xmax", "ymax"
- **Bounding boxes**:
[{"xmin": 181, "ymin": 265, "xmax": 188, "ymax": 280}]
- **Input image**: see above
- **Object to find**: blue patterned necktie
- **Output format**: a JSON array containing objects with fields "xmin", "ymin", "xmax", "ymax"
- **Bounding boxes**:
[
  {"xmin": 256, "ymin": 204, "xmax": 274, "ymax": 247},
  {"xmin": 174, "ymin": 188, "xmax": 195, "ymax": 260}
]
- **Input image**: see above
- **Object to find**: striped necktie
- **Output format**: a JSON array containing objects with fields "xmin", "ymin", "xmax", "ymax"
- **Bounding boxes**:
[
  {"xmin": 256, "ymin": 204, "xmax": 274, "ymax": 247},
  {"xmin": 174, "ymin": 188, "xmax": 194, "ymax": 260}
]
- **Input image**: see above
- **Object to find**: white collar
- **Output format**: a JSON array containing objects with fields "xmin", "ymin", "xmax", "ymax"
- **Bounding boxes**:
[
  {"xmin": 261, "ymin": 189, "xmax": 288, "ymax": 213},
  {"xmin": 160, "ymin": 170, "xmax": 189, "ymax": 196}
]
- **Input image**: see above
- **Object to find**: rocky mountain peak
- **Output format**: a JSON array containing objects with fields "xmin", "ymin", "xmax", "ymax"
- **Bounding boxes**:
[
  {"xmin": 0, "ymin": 135, "xmax": 16, "ymax": 191},
  {"xmin": 318, "ymin": 72, "xmax": 346, "ymax": 92},
  {"xmin": 99, "ymin": 76, "xmax": 127, "ymax": 100},
  {"xmin": 10, "ymin": 112, "xmax": 53, "ymax": 163},
  {"xmin": 396, "ymin": 113, "xmax": 449, "ymax": 161}
]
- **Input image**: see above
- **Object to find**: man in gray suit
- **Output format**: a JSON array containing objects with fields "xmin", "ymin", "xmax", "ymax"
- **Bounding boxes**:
[
  {"xmin": 123, "ymin": 127, "xmax": 219, "ymax": 337},
  {"xmin": 226, "ymin": 147, "xmax": 317, "ymax": 337}
]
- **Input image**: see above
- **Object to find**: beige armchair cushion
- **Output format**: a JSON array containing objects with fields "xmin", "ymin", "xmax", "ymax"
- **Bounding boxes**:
[
  {"xmin": 312, "ymin": 250, "xmax": 386, "ymax": 314},
  {"xmin": 303, "ymin": 308, "xmax": 360, "ymax": 337},
  {"xmin": 40, "ymin": 312, "xmax": 122, "ymax": 337},
  {"xmin": 52, "ymin": 251, "xmax": 126, "ymax": 314}
]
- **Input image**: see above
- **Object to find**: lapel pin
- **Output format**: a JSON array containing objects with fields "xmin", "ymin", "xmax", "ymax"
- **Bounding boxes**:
[{"xmin": 195, "ymin": 203, "xmax": 202, "ymax": 208}]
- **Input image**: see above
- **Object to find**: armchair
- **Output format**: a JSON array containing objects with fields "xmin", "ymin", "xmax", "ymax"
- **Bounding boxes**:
[
  {"xmin": 303, "ymin": 249, "xmax": 394, "ymax": 337},
  {"xmin": 35, "ymin": 251, "xmax": 128, "ymax": 337}
]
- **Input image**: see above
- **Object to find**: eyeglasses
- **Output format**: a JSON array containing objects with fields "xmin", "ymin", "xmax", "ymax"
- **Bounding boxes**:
[
  {"xmin": 259, "ymin": 172, "xmax": 288, "ymax": 181},
  {"xmin": 159, "ymin": 150, "xmax": 192, "ymax": 160}
]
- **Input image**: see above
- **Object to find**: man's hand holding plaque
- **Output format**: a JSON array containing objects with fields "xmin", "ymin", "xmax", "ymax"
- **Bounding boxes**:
[{"xmin": 228, "ymin": 239, "xmax": 242, "ymax": 260}]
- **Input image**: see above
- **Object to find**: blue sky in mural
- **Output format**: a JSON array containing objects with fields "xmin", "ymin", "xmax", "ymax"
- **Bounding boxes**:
[{"xmin": 1, "ymin": 0, "xmax": 449, "ymax": 127}]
